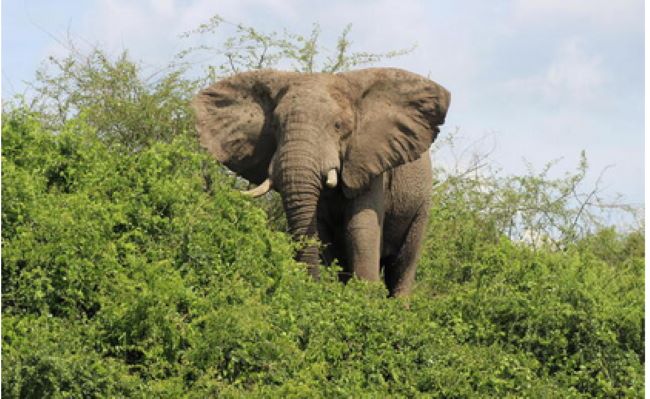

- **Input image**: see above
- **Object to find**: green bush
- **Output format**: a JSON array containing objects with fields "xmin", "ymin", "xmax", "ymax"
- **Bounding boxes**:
[{"xmin": 2, "ymin": 110, "xmax": 643, "ymax": 398}]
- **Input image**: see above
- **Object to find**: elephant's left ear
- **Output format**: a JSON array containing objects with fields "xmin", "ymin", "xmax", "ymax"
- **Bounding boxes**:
[{"xmin": 339, "ymin": 68, "xmax": 450, "ymax": 197}]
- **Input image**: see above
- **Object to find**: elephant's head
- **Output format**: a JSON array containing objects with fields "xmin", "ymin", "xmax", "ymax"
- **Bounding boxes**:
[{"xmin": 192, "ymin": 68, "xmax": 450, "ymax": 269}]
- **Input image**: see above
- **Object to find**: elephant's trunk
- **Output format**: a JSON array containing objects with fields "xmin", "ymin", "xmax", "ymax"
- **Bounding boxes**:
[{"xmin": 275, "ymin": 132, "xmax": 323, "ymax": 278}]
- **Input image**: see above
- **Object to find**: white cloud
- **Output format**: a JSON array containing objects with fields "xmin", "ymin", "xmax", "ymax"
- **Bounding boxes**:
[
  {"xmin": 512, "ymin": 0, "xmax": 643, "ymax": 33},
  {"xmin": 505, "ymin": 38, "xmax": 605, "ymax": 106}
]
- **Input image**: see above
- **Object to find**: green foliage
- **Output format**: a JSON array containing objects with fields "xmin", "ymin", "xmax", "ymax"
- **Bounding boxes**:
[
  {"xmin": 23, "ymin": 44, "xmax": 198, "ymax": 150},
  {"xmin": 3, "ymin": 315, "xmax": 141, "ymax": 398},
  {"xmin": 3, "ymin": 111, "xmax": 644, "ymax": 398}
]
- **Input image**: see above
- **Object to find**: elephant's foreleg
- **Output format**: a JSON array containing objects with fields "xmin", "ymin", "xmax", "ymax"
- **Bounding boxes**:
[
  {"xmin": 344, "ymin": 177, "xmax": 384, "ymax": 282},
  {"xmin": 384, "ymin": 201, "xmax": 430, "ymax": 297}
]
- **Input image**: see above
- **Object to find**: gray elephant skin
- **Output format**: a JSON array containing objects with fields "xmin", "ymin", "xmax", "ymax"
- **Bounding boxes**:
[{"xmin": 192, "ymin": 68, "xmax": 450, "ymax": 296}]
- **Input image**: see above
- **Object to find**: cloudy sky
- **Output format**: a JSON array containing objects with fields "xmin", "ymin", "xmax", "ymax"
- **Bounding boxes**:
[{"xmin": 2, "ymin": 0, "xmax": 645, "ymax": 208}]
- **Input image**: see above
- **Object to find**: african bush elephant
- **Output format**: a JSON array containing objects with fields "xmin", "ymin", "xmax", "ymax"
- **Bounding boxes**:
[{"xmin": 192, "ymin": 68, "xmax": 450, "ymax": 296}]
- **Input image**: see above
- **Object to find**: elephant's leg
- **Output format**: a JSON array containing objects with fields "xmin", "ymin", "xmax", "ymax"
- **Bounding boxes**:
[
  {"xmin": 344, "ymin": 177, "xmax": 384, "ymax": 282},
  {"xmin": 384, "ymin": 202, "xmax": 430, "ymax": 297}
]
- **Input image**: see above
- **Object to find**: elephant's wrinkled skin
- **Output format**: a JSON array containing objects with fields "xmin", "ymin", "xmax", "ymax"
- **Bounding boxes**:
[{"xmin": 192, "ymin": 68, "xmax": 450, "ymax": 296}]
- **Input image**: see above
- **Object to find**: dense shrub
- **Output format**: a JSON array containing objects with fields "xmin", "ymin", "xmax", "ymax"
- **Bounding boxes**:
[{"xmin": 2, "ymin": 111, "xmax": 643, "ymax": 397}]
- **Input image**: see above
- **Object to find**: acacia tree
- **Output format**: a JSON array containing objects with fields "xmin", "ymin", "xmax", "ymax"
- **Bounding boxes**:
[
  {"xmin": 19, "ymin": 45, "xmax": 197, "ymax": 150},
  {"xmin": 428, "ymin": 131, "xmax": 642, "ymax": 248},
  {"xmin": 175, "ymin": 14, "xmax": 413, "ymax": 80}
]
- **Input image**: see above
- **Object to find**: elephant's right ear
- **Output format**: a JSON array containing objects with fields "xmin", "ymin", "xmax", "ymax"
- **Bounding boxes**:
[{"xmin": 191, "ymin": 70, "xmax": 289, "ymax": 185}]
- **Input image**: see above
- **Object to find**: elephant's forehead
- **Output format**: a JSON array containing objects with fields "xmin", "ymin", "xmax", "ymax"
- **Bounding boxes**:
[
  {"xmin": 285, "ymin": 76, "xmax": 354, "ymax": 103},
  {"xmin": 289, "ymin": 75, "xmax": 334, "ymax": 91}
]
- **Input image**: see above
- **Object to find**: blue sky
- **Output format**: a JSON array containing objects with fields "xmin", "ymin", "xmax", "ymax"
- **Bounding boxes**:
[{"xmin": 2, "ymin": 0, "xmax": 645, "ymax": 211}]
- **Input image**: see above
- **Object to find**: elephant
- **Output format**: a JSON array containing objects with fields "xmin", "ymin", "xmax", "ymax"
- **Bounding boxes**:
[{"xmin": 192, "ymin": 68, "xmax": 450, "ymax": 296}]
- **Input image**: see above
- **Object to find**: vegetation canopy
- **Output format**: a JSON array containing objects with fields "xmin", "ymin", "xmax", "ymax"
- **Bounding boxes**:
[{"xmin": 2, "ymin": 15, "xmax": 644, "ymax": 398}]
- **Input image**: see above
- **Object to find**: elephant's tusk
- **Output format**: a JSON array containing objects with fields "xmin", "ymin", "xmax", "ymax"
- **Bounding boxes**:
[
  {"xmin": 241, "ymin": 178, "xmax": 272, "ymax": 197},
  {"xmin": 325, "ymin": 169, "xmax": 338, "ymax": 188}
]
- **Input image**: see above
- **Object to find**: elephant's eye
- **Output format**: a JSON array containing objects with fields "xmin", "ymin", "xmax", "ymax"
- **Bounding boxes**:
[{"xmin": 334, "ymin": 121, "xmax": 342, "ymax": 130}]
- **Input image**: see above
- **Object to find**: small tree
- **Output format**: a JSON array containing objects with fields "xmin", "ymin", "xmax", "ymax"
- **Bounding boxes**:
[
  {"xmin": 22, "ymin": 41, "xmax": 198, "ymax": 151},
  {"xmin": 428, "ymin": 131, "xmax": 642, "ymax": 249}
]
